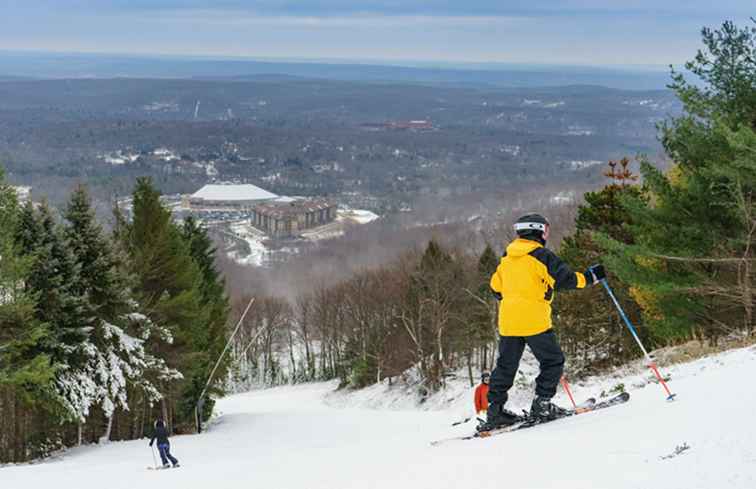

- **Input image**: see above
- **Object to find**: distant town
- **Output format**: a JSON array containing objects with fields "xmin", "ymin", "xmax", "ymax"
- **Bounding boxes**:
[{"xmin": 110, "ymin": 182, "xmax": 379, "ymax": 267}]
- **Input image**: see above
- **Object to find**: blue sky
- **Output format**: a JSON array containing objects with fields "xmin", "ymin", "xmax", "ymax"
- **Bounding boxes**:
[{"xmin": 1, "ymin": 1, "xmax": 753, "ymax": 66}]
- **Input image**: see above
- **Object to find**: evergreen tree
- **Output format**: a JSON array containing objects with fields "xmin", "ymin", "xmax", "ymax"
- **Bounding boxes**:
[
  {"xmin": 604, "ymin": 20, "xmax": 756, "ymax": 342},
  {"xmin": 556, "ymin": 160, "xmax": 646, "ymax": 371},
  {"xmin": 65, "ymin": 185, "xmax": 128, "ymax": 317},
  {"xmin": 59, "ymin": 185, "xmax": 172, "ymax": 440},
  {"xmin": 117, "ymin": 177, "xmax": 204, "ymax": 428},
  {"xmin": 179, "ymin": 215, "xmax": 230, "ymax": 422},
  {"xmin": 14, "ymin": 201, "xmax": 96, "ymax": 419},
  {"xmin": 0, "ymin": 168, "xmax": 58, "ymax": 462},
  {"xmin": 15, "ymin": 200, "xmax": 41, "ymax": 253},
  {"xmin": 20, "ymin": 202, "xmax": 91, "ymax": 349}
]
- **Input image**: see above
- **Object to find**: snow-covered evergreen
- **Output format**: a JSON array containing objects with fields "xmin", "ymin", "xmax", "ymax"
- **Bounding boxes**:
[{"xmin": 54, "ymin": 314, "xmax": 180, "ymax": 433}]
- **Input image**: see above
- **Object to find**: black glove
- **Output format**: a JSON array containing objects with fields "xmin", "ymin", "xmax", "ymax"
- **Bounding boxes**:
[
  {"xmin": 490, "ymin": 288, "xmax": 503, "ymax": 301},
  {"xmin": 584, "ymin": 264, "xmax": 606, "ymax": 285}
]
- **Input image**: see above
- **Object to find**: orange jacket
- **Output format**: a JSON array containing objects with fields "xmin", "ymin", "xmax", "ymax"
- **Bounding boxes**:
[{"xmin": 474, "ymin": 383, "xmax": 489, "ymax": 413}]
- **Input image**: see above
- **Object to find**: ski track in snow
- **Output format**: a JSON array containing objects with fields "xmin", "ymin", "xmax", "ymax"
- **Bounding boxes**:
[{"xmin": 3, "ymin": 345, "xmax": 756, "ymax": 489}]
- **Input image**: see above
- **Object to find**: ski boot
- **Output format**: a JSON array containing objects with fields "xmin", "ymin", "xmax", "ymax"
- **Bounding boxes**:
[
  {"xmin": 476, "ymin": 403, "xmax": 522, "ymax": 432},
  {"xmin": 529, "ymin": 396, "xmax": 568, "ymax": 422}
]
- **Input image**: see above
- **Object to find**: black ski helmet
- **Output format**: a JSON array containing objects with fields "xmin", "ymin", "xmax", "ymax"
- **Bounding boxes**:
[{"xmin": 514, "ymin": 214, "xmax": 550, "ymax": 242}]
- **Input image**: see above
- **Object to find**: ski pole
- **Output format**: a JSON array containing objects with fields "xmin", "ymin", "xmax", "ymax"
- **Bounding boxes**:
[
  {"xmin": 600, "ymin": 279, "xmax": 676, "ymax": 401},
  {"xmin": 560, "ymin": 376, "xmax": 578, "ymax": 409},
  {"xmin": 151, "ymin": 444, "xmax": 158, "ymax": 469}
]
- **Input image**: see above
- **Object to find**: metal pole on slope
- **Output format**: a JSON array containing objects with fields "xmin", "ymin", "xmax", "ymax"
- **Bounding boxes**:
[
  {"xmin": 600, "ymin": 279, "xmax": 676, "ymax": 401},
  {"xmin": 195, "ymin": 297, "xmax": 256, "ymax": 433}
]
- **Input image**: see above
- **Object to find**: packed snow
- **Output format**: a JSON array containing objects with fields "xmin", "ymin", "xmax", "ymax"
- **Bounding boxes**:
[
  {"xmin": 4, "ymin": 345, "xmax": 756, "ymax": 488},
  {"xmin": 338, "ymin": 208, "xmax": 380, "ymax": 225},
  {"xmin": 226, "ymin": 221, "xmax": 269, "ymax": 266}
]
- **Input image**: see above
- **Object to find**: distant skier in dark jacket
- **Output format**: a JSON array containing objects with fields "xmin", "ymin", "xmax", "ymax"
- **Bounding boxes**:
[
  {"xmin": 149, "ymin": 419, "xmax": 180, "ymax": 468},
  {"xmin": 478, "ymin": 213, "xmax": 605, "ymax": 432}
]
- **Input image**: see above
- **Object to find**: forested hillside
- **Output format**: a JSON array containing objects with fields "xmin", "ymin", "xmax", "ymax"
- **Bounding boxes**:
[
  {"xmin": 0, "ymin": 177, "xmax": 229, "ymax": 462},
  {"xmin": 1, "ymin": 19, "xmax": 754, "ymax": 467}
]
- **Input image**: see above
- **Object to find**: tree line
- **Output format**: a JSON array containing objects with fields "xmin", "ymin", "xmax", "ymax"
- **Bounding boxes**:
[{"xmin": 0, "ymin": 176, "xmax": 229, "ymax": 463}]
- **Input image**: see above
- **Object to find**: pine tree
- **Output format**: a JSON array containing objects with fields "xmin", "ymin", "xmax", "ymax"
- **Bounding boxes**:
[
  {"xmin": 117, "ymin": 177, "xmax": 203, "ymax": 429},
  {"xmin": 0, "ymin": 168, "xmax": 58, "ymax": 462},
  {"xmin": 556, "ymin": 160, "xmax": 646, "ymax": 372},
  {"xmin": 14, "ymin": 202, "xmax": 94, "ymax": 411},
  {"xmin": 603, "ymin": 20, "xmax": 756, "ymax": 342},
  {"xmin": 15, "ymin": 200, "xmax": 41, "ymax": 253},
  {"xmin": 65, "ymin": 185, "xmax": 128, "ymax": 316},
  {"xmin": 59, "ymin": 185, "xmax": 172, "ymax": 441},
  {"xmin": 43, "ymin": 204, "xmax": 91, "ymax": 343},
  {"xmin": 179, "ymin": 215, "xmax": 229, "ymax": 422}
]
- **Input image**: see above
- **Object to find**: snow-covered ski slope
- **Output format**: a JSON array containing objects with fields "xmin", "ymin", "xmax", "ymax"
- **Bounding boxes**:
[{"xmin": 4, "ymin": 345, "xmax": 756, "ymax": 489}]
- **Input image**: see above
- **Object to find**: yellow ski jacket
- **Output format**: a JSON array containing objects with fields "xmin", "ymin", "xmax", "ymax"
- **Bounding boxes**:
[{"xmin": 490, "ymin": 238, "xmax": 587, "ymax": 337}]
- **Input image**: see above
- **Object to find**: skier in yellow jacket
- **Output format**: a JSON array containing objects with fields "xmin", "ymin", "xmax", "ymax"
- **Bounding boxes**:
[{"xmin": 478, "ymin": 214, "xmax": 605, "ymax": 432}]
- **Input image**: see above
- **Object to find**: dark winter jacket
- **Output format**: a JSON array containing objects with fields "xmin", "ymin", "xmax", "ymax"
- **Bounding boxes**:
[
  {"xmin": 490, "ymin": 238, "xmax": 587, "ymax": 336},
  {"xmin": 149, "ymin": 421, "xmax": 170, "ymax": 446}
]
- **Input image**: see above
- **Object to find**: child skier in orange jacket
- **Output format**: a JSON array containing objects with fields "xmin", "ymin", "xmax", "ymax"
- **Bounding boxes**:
[{"xmin": 474, "ymin": 371, "xmax": 490, "ymax": 415}]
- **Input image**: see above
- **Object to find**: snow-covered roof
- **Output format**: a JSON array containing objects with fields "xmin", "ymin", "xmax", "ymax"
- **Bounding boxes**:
[
  {"xmin": 191, "ymin": 184, "xmax": 278, "ymax": 202},
  {"xmin": 273, "ymin": 196, "xmax": 298, "ymax": 203}
]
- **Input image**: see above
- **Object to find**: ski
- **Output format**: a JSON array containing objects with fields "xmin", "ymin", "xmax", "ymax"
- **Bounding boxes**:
[
  {"xmin": 431, "ymin": 393, "xmax": 628, "ymax": 446},
  {"xmin": 432, "ymin": 398, "xmax": 596, "ymax": 446},
  {"xmin": 510, "ymin": 392, "xmax": 628, "ymax": 432},
  {"xmin": 451, "ymin": 416, "xmax": 487, "ymax": 427}
]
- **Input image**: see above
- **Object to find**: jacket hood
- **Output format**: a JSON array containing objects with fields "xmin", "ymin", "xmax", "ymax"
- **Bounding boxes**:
[{"xmin": 505, "ymin": 238, "xmax": 543, "ymax": 257}]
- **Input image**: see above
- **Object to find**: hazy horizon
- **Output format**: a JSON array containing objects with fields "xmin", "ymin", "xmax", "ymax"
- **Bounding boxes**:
[
  {"xmin": 0, "ymin": 48, "xmax": 673, "ymax": 72},
  {"xmin": 0, "ymin": 49, "xmax": 678, "ymax": 89},
  {"xmin": 1, "ymin": 1, "xmax": 752, "ymax": 66}
]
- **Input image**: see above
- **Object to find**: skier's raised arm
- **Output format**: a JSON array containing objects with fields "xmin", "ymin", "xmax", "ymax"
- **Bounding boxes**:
[{"xmin": 530, "ymin": 248, "xmax": 606, "ymax": 291}]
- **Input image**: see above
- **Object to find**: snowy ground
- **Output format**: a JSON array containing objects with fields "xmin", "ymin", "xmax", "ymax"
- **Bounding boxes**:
[
  {"xmin": 226, "ymin": 220, "xmax": 269, "ymax": 266},
  {"xmin": 225, "ymin": 208, "xmax": 380, "ymax": 265},
  {"xmin": 338, "ymin": 208, "xmax": 380, "ymax": 225},
  {"xmin": 4, "ymin": 345, "xmax": 756, "ymax": 489}
]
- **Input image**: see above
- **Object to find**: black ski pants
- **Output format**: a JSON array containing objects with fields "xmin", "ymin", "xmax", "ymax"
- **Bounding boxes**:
[
  {"xmin": 158, "ymin": 442, "xmax": 179, "ymax": 466},
  {"xmin": 487, "ymin": 330, "xmax": 565, "ymax": 406}
]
